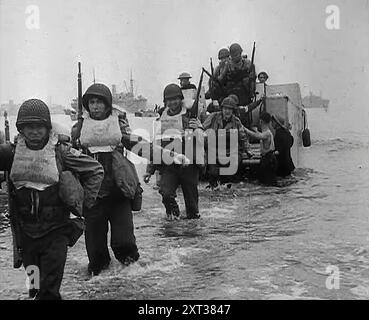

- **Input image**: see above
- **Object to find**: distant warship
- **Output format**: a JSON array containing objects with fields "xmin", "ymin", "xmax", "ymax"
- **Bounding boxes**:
[
  {"xmin": 302, "ymin": 91, "xmax": 329, "ymax": 111},
  {"xmin": 111, "ymin": 71, "xmax": 147, "ymax": 114},
  {"xmin": 68, "ymin": 71, "xmax": 148, "ymax": 119}
]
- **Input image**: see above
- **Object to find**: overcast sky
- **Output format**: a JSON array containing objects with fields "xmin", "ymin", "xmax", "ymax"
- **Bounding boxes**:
[{"xmin": 0, "ymin": 0, "xmax": 368, "ymax": 114}]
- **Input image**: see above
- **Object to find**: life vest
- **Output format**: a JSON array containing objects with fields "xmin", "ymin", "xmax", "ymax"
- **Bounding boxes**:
[
  {"xmin": 153, "ymin": 106, "xmax": 186, "ymax": 141},
  {"xmin": 10, "ymin": 132, "xmax": 59, "ymax": 191},
  {"xmin": 79, "ymin": 110, "xmax": 122, "ymax": 153}
]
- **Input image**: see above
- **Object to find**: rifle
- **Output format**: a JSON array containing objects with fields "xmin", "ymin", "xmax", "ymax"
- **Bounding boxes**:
[
  {"xmin": 250, "ymin": 41, "xmax": 257, "ymax": 104},
  {"xmin": 248, "ymin": 41, "xmax": 257, "ymax": 127},
  {"xmin": 202, "ymin": 68, "xmax": 223, "ymax": 90},
  {"xmin": 251, "ymin": 41, "xmax": 256, "ymax": 65},
  {"xmin": 73, "ymin": 60, "xmax": 84, "ymax": 142},
  {"xmin": 4, "ymin": 111, "xmax": 22, "ymax": 268},
  {"xmin": 189, "ymin": 69, "xmax": 204, "ymax": 119},
  {"xmin": 77, "ymin": 61, "xmax": 83, "ymax": 122},
  {"xmin": 210, "ymin": 58, "xmax": 214, "ymax": 76}
]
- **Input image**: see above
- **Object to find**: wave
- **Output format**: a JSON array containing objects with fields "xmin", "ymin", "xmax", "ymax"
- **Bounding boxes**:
[{"xmin": 311, "ymin": 137, "xmax": 369, "ymax": 149}]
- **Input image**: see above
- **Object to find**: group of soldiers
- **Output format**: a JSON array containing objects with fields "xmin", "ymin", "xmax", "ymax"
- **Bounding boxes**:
[
  {"xmin": 145, "ymin": 42, "xmax": 294, "ymax": 201},
  {"xmin": 0, "ymin": 42, "xmax": 295, "ymax": 300}
]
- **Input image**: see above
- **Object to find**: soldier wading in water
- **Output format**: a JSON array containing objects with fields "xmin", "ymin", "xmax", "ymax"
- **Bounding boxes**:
[
  {"xmin": 144, "ymin": 84, "xmax": 204, "ymax": 220},
  {"xmin": 0, "ymin": 99, "xmax": 104, "ymax": 299},
  {"xmin": 72, "ymin": 83, "xmax": 188, "ymax": 276}
]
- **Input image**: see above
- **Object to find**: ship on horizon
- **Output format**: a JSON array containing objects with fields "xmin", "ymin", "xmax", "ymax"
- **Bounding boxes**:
[
  {"xmin": 68, "ymin": 70, "xmax": 148, "ymax": 119},
  {"xmin": 302, "ymin": 91, "xmax": 329, "ymax": 111}
]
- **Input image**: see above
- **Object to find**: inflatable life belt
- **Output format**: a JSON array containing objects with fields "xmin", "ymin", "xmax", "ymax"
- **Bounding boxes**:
[
  {"xmin": 154, "ymin": 106, "xmax": 186, "ymax": 141},
  {"xmin": 10, "ymin": 132, "xmax": 59, "ymax": 191},
  {"xmin": 79, "ymin": 110, "xmax": 122, "ymax": 153}
]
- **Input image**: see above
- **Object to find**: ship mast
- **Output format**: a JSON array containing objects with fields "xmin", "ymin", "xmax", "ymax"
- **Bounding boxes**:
[{"xmin": 130, "ymin": 69, "xmax": 134, "ymax": 96}]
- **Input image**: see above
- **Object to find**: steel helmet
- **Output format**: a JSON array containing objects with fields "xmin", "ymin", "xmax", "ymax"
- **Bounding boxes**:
[
  {"xmin": 178, "ymin": 72, "xmax": 192, "ymax": 80},
  {"xmin": 82, "ymin": 83, "xmax": 113, "ymax": 112},
  {"xmin": 227, "ymin": 94, "xmax": 239, "ymax": 105},
  {"xmin": 221, "ymin": 97, "xmax": 238, "ymax": 110},
  {"xmin": 163, "ymin": 84, "xmax": 184, "ymax": 102},
  {"xmin": 16, "ymin": 99, "xmax": 52, "ymax": 131},
  {"xmin": 229, "ymin": 43, "xmax": 243, "ymax": 56},
  {"xmin": 218, "ymin": 48, "xmax": 230, "ymax": 59}
]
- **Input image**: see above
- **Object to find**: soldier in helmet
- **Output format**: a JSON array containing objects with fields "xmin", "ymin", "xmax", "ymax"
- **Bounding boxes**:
[
  {"xmin": 206, "ymin": 48, "xmax": 230, "ymax": 104},
  {"xmin": 178, "ymin": 72, "xmax": 197, "ymax": 90},
  {"xmin": 219, "ymin": 43, "xmax": 256, "ymax": 107},
  {"xmin": 227, "ymin": 92, "xmax": 265, "ymax": 129},
  {"xmin": 71, "ymin": 83, "xmax": 186, "ymax": 275},
  {"xmin": 215, "ymin": 48, "xmax": 230, "ymax": 79},
  {"xmin": 203, "ymin": 96, "xmax": 249, "ymax": 189},
  {"xmin": 0, "ymin": 99, "xmax": 104, "ymax": 299},
  {"xmin": 144, "ymin": 83, "xmax": 203, "ymax": 220}
]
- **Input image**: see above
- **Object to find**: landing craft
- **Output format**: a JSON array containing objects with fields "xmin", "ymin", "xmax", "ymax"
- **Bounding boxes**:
[
  {"xmin": 244, "ymin": 82, "xmax": 311, "ymax": 169},
  {"xmin": 177, "ymin": 81, "xmax": 311, "ymax": 171}
]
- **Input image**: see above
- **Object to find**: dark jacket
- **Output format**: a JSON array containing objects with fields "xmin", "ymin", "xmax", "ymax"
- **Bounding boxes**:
[
  {"xmin": 274, "ymin": 128, "xmax": 295, "ymax": 177},
  {"xmin": 202, "ymin": 112, "xmax": 248, "ymax": 156},
  {"xmin": 219, "ymin": 58, "xmax": 256, "ymax": 105},
  {"xmin": 0, "ymin": 140, "xmax": 104, "ymax": 238}
]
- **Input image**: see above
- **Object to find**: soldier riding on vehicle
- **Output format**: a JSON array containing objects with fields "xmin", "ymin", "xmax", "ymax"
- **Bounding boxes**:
[
  {"xmin": 219, "ymin": 43, "xmax": 256, "ymax": 108},
  {"xmin": 178, "ymin": 72, "xmax": 197, "ymax": 90}
]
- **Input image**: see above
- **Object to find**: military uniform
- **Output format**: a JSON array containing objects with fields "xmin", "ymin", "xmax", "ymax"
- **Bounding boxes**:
[
  {"xmin": 219, "ymin": 44, "xmax": 256, "ymax": 106},
  {"xmin": 150, "ymin": 84, "xmax": 204, "ymax": 219},
  {"xmin": 178, "ymin": 72, "xmax": 197, "ymax": 90},
  {"xmin": 0, "ymin": 99, "xmax": 104, "ymax": 299},
  {"xmin": 72, "ymin": 83, "xmax": 164, "ymax": 275},
  {"xmin": 203, "ymin": 97, "xmax": 248, "ymax": 187},
  {"xmin": 206, "ymin": 49, "xmax": 230, "ymax": 103}
]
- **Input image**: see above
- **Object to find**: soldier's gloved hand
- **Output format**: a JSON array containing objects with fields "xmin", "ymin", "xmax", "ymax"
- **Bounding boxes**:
[
  {"xmin": 189, "ymin": 118, "xmax": 202, "ymax": 129},
  {"xmin": 143, "ymin": 173, "xmax": 151, "ymax": 184},
  {"xmin": 173, "ymin": 153, "xmax": 190, "ymax": 166}
]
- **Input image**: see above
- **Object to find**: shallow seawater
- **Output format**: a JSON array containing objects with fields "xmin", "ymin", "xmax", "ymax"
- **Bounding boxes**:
[{"xmin": 1, "ymin": 110, "xmax": 369, "ymax": 300}]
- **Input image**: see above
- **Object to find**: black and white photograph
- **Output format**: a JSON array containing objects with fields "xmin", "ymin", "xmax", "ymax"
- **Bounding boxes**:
[{"xmin": 0, "ymin": 0, "xmax": 368, "ymax": 306}]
